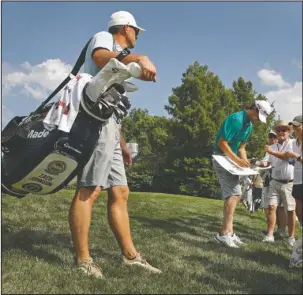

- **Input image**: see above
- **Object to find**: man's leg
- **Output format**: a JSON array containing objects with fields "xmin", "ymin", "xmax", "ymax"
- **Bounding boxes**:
[
  {"xmin": 266, "ymin": 205, "xmax": 277, "ymax": 237},
  {"xmin": 69, "ymin": 186, "xmax": 101, "ymax": 264},
  {"xmin": 264, "ymin": 208, "xmax": 269, "ymax": 217},
  {"xmin": 70, "ymin": 117, "xmax": 116, "ymax": 262},
  {"xmin": 263, "ymin": 180, "xmax": 279, "ymax": 241},
  {"xmin": 295, "ymin": 199, "xmax": 302, "ymax": 227},
  {"xmin": 221, "ymin": 195, "xmax": 241, "ymax": 235},
  {"xmin": 277, "ymin": 206, "xmax": 287, "ymax": 230},
  {"xmin": 293, "ymin": 185, "xmax": 302, "ymax": 227},
  {"xmin": 212, "ymin": 159, "xmax": 243, "ymax": 247},
  {"xmin": 105, "ymin": 137, "xmax": 161, "ymax": 273},
  {"xmin": 281, "ymin": 182, "xmax": 296, "ymax": 246},
  {"xmin": 263, "ymin": 187, "xmax": 270, "ymax": 223},
  {"xmin": 107, "ymin": 185, "xmax": 137, "ymax": 259},
  {"xmin": 287, "ymin": 210, "xmax": 296, "ymax": 238}
]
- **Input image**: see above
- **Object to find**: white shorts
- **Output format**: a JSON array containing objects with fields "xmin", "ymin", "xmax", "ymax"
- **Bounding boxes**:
[{"xmin": 268, "ymin": 179, "xmax": 295, "ymax": 211}]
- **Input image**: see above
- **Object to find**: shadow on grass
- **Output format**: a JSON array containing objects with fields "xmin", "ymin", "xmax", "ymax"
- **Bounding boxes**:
[
  {"xmin": 132, "ymin": 213, "xmax": 261, "ymax": 242},
  {"xmin": 1, "ymin": 223, "xmax": 72, "ymax": 265},
  {"xmin": 235, "ymin": 208, "xmax": 267, "ymax": 221},
  {"xmin": 133, "ymin": 214, "xmax": 290, "ymax": 264},
  {"xmin": 133, "ymin": 214, "xmax": 221, "ymax": 236},
  {"xmin": 132, "ymin": 214, "xmax": 302, "ymax": 294},
  {"xmin": 186, "ymin": 254, "xmax": 302, "ymax": 294}
]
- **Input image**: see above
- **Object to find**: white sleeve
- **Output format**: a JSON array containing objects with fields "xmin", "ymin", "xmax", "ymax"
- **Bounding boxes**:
[
  {"xmin": 89, "ymin": 32, "xmax": 114, "ymax": 55},
  {"xmin": 263, "ymin": 152, "xmax": 270, "ymax": 162},
  {"xmin": 285, "ymin": 139, "xmax": 294, "ymax": 152}
]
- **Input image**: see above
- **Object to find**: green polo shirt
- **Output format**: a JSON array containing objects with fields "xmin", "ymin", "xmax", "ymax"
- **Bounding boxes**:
[{"xmin": 214, "ymin": 109, "xmax": 253, "ymax": 154}]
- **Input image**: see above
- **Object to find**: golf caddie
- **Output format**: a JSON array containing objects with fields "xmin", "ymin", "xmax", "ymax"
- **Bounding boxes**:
[{"xmin": 212, "ymin": 100, "xmax": 273, "ymax": 248}]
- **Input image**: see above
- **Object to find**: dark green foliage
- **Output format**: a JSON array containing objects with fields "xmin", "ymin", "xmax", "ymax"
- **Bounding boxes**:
[{"xmin": 122, "ymin": 62, "xmax": 275, "ymax": 198}]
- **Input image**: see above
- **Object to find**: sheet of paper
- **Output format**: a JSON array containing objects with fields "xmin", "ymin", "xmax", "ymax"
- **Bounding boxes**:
[{"xmin": 212, "ymin": 155, "xmax": 259, "ymax": 176}]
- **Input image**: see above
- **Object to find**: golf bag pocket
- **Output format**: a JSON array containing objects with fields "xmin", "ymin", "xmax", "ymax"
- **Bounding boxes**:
[
  {"xmin": 2, "ymin": 118, "xmax": 75, "ymax": 196},
  {"xmin": 8, "ymin": 152, "xmax": 78, "ymax": 195}
]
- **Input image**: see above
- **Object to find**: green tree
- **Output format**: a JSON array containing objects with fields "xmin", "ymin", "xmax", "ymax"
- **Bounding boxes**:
[
  {"xmin": 159, "ymin": 62, "xmax": 238, "ymax": 198},
  {"xmin": 122, "ymin": 108, "xmax": 171, "ymax": 191},
  {"xmin": 122, "ymin": 63, "xmax": 276, "ymax": 198}
]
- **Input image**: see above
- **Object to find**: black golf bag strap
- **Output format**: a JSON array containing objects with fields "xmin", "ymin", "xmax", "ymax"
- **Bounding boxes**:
[{"xmin": 31, "ymin": 37, "xmax": 93, "ymax": 115}]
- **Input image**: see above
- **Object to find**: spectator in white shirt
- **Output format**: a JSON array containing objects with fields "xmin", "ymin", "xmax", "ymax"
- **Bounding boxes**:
[
  {"xmin": 283, "ymin": 115, "xmax": 302, "ymax": 227},
  {"xmin": 261, "ymin": 120, "xmax": 296, "ymax": 247},
  {"xmin": 260, "ymin": 131, "xmax": 287, "ymax": 234}
]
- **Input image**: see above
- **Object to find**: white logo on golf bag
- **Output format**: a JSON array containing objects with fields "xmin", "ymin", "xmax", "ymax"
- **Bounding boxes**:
[{"xmin": 27, "ymin": 129, "xmax": 50, "ymax": 139}]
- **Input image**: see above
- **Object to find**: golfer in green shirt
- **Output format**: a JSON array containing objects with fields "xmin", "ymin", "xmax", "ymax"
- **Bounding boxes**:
[{"xmin": 213, "ymin": 100, "xmax": 273, "ymax": 248}]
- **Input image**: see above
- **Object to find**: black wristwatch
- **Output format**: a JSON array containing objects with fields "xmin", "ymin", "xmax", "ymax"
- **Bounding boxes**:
[{"xmin": 297, "ymin": 155, "xmax": 302, "ymax": 162}]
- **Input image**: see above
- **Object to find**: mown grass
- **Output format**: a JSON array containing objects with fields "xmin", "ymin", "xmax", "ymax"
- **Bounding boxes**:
[{"xmin": 1, "ymin": 190, "xmax": 302, "ymax": 294}]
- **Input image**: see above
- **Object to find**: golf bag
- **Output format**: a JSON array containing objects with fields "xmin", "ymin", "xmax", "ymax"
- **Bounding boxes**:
[{"xmin": 2, "ymin": 41, "xmax": 139, "ymax": 198}]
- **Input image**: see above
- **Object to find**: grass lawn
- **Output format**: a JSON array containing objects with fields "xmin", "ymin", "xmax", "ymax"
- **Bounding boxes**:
[{"xmin": 1, "ymin": 190, "xmax": 302, "ymax": 294}]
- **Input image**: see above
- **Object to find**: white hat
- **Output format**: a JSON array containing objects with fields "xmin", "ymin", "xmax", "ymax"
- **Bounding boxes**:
[
  {"xmin": 274, "ymin": 120, "xmax": 291, "ymax": 131},
  {"xmin": 289, "ymin": 115, "xmax": 302, "ymax": 126},
  {"xmin": 108, "ymin": 11, "xmax": 145, "ymax": 32},
  {"xmin": 255, "ymin": 100, "xmax": 273, "ymax": 123}
]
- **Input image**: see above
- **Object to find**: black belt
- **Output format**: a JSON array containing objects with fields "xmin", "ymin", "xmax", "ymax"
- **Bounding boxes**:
[{"xmin": 272, "ymin": 179, "xmax": 293, "ymax": 184}]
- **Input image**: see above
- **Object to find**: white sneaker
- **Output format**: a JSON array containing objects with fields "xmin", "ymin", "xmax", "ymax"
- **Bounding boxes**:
[
  {"xmin": 288, "ymin": 237, "xmax": 296, "ymax": 247},
  {"xmin": 76, "ymin": 257, "xmax": 104, "ymax": 279},
  {"xmin": 215, "ymin": 233, "xmax": 240, "ymax": 248},
  {"xmin": 122, "ymin": 253, "xmax": 162, "ymax": 274},
  {"xmin": 232, "ymin": 233, "xmax": 247, "ymax": 245},
  {"xmin": 262, "ymin": 235, "xmax": 275, "ymax": 242}
]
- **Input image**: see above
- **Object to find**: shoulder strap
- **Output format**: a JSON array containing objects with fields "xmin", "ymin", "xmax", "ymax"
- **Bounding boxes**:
[{"xmin": 31, "ymin": 37, "xmax": 92, "ymax": 115}]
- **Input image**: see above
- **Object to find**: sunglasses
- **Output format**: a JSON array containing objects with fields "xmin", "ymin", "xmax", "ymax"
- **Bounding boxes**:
[
  {"xmin": 130, "ymin": 26, "xmax": 140, "ymax": 38},
  {"xmin": 276, "ymin": 128, "xmax": 289, "ymax": 133}
]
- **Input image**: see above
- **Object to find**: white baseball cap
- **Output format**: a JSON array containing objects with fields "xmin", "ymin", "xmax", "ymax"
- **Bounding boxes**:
[
  {"xmin": 289, "ymin": 115, "xmax": 302, "ymax": 126},
  {"xmin": 108, "ymin": 11, "xmax": 145, "ymax": 32},
  {"xmin": 268, "ymin": 130, "xmax": 276, "ymax": 136},
  {"xmin": 255, "ymin": 100, "xmax": 273, "ymax": 123}
]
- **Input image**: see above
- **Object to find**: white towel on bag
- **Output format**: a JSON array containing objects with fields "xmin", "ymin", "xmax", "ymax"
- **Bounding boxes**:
[{"xmin": 43, "ymin": 74, "xmax": 92, "ymax": 132}]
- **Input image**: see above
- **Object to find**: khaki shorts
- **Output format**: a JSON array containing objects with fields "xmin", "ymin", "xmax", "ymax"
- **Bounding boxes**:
[
  {"xmin": 262, "ymin": 186, "xmax": 284, "ymax": 209},
  {"xmin": 78, "ymin": 117, "xmax": 127, "ymax": 189},
  {"xmin": 212, "ymin": 158, "xmax": 242, "ymax": 200},
  {"xmin": 268, "ymin": 179, "xmax": 295, "ymax": 211}
]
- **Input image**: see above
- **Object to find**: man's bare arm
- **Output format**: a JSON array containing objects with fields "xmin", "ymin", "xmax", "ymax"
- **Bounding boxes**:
[
  {"xmin": 119, "ymin": 131, "xmax": 127, "ymax": 151},
  {"xmin": 218, "ymin": 137, "xmax": 250, "ymax": 167},
  {"xmin": 120, "ymin": 131, "xmax": 132, "ymax": 165},
  {"xmin": 265, "ymin": 145, "xmax": 292, "ymax": 160},
  {"xmin": 92, "ymin": 49, "xmax": 156, "ymax": 81},
  {"xmin": 238, "ymin": 143, "xmax": 248, "ymax": 160},
  {"xmin": 92, "ymin": 48, "xmax": 142, "ymax": 68}
]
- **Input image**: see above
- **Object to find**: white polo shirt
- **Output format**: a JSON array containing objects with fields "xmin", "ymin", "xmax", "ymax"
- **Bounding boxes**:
[
  {"xmin": 263, "ymin": 138, "xmax": 294, "ymax": 181},
  {"xmin": 83, "ymin": 31, "xmax": 122, "ymax": 77},
  {"xmin": 292, "ymin": 139, "xmax": 302, "ymax": 185}
]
